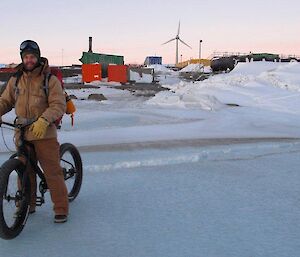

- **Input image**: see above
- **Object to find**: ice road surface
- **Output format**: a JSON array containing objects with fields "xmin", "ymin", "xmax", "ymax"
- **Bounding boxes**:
[{"xmin": 0, "ymin": 141, "xmax": 299, "ymax": 257}]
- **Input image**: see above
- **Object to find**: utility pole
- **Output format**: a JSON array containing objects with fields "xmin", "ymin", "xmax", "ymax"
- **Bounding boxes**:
[
  {"xmin": 199, "ymin": 40, "xmax": 203, "ymax": 60},
  {"xmin": 61, "ymin": 48, "xmax": 64, "ymax": 67},
  {"xmin": 199, "ymin": 40, "xmax": 203, "ymax": 71}
]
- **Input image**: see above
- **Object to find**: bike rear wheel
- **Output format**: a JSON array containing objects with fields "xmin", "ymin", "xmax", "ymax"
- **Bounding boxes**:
[
  {"xmin": 0, "ymin": 159, "xmax": 30, "ymax": 240},
  {"xmin": 60, "ymin": 143, "xmax": 82, "ymax": 202}
]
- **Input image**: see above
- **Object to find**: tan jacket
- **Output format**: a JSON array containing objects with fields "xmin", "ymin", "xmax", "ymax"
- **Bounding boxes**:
[{"xmin": 0, "ymin": 58, "xmax": 66, "ymax": 141}]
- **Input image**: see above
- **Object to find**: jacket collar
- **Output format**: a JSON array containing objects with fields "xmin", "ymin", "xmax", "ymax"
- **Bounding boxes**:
[{"xmin": 16, "ymin": 57, "xmax": 50, "ymax": 77}]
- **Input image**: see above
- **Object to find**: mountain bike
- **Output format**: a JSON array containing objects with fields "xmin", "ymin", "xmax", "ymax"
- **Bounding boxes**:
[{"xmin": 0, "ymin": 119, "xmax": 82, "ymax": 239}]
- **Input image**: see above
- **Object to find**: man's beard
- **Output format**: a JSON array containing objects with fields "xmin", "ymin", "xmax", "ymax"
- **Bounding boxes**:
[{"xmin": 23, "ymin": 62, "xmax": 40, "ymax": 72}]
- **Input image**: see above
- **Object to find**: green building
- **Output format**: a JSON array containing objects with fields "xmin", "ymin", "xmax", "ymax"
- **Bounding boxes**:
[{"xmin": 79, "ymin": 52, "xmax": 124, "ymax": 65}]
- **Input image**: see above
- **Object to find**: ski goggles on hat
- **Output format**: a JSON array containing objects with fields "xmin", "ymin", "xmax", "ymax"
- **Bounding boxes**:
[{"xmin": 20, "ymin": 40, "xmax": 39, "ymax": 51}]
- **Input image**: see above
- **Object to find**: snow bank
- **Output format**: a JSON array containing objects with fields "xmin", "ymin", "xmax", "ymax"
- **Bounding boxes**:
[
  {"xmin": 258, "ymin": 62, "xmax": 300, "ymax": 92},
  {"xmin": 147, "ymin": 64, "xmax": 174, "ymax": 74},
  {"xmin": 129, "ymin": 71, "xmax": 153, "ymax": 83},
  {"xmin": 180, "ymin": 63, "xmax": 212, "ymax": 73},
  {"xmin": 147, "ymin": 62, "xmax": 300, "ymax": 112},
  {"xmin": 223, "ymin": 62, "xmax": 300, "ymax": 91},
  {"xmin": 231, "ymin": 62, "xmax": 281, "ymax": 76},
  {"xmin": 146, "ymin": 81, "xmax": 223, "ymax": 110}
]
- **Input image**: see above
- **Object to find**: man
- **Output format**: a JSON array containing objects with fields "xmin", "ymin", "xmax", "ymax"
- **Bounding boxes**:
[{"xmin": 0, "ymin": 40, "xmax": 69, "ymax": 223}]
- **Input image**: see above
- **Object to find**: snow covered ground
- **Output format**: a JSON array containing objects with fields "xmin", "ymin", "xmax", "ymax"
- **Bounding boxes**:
[
  {"xmin": 56, "ymin": 62, "xmax": 300, "ymax": 145},
  {"xmin": 129, "ymin": 70, "xmax": 153, "ymax": 83},
  {"xmin": 62, "ymin": 75, "xmax": 82, "ymax": 84},
  {"xmin": 0, "ymin": 62, "xmax": 299, "ymax": 151},
  {"xmin": 0, "ymin": 62, "xmax": 299, "ymax": 255}
]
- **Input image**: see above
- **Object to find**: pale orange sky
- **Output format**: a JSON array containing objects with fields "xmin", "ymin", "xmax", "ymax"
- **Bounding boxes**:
[{"xmin": 0, "ymin": 0, "xmax": 299, "ymax": 65}]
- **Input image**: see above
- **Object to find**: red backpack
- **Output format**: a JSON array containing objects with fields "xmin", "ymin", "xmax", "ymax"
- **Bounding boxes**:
[{"xmin": 49, "ymin": 67, "xmax": 65, "ymax": 128}]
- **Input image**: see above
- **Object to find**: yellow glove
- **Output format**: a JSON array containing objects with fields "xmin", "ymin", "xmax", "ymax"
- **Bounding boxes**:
[{"xmin": 30, "ymin": 117, "xmax": 50, "ymax": 139}]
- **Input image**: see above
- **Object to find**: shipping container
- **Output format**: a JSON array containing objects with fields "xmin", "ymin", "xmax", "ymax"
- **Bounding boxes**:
[
  {"xmin": 108, "ymin": 65, "xmax": 128, "ymax": 83},
  {"xmin": 79, "ymin": 52, "xmax": 124, "ymax": 65},
  {"xmin": 144, "ymin": 56, "xmax": 162, "ymax": 66},
  {"xmin": 81, "ymin": 64, "xmax": 102, "ymax": 83}
]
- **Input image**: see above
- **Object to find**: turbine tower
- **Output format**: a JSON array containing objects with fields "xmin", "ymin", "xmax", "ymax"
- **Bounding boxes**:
[{"xmin": 162, "ymin": 21, "xmax": 192, "ymax": 65}]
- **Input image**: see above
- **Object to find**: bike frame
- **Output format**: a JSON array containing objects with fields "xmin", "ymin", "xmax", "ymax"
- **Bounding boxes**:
[{"xmin": 1, "ymin": 121, "xmax": 48, "ymax": 206}]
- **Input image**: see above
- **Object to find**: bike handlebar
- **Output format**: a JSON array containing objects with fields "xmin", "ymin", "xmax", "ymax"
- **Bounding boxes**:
[
  {"xmin": 1, "ymin": 121, "xmax": 16, "ymax": 128},
  {"xmin": 1, "ymin": 119, "xmax": 36, "ymax": 129}
]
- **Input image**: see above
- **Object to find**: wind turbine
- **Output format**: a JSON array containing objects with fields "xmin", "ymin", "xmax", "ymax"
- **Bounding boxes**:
[{"xmin": 162, "ymin": 21, "xmax": 192, "ymax": 65}]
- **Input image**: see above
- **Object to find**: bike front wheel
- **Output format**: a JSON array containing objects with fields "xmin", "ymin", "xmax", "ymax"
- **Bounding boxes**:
[{"xmin": 0, "ymin": 159, "xmax": 30, "ymax": 240}]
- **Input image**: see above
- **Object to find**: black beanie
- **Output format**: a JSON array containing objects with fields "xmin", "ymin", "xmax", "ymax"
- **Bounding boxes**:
[{"xmin": 20, "ymin": 40, "xmax": 41, "ymax": 61}]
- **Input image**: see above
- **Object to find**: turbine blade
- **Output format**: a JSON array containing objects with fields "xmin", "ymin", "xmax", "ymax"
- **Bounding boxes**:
[
  {"xmin": 177, "ymin": 21, "xmax": 181, "ymax": 36},
  {"xmin": 162, "ymin": 38, "xmax": 176, "ymax": 45},
  {"xmin": 179, "ymin": 38, "xmax": 192, "ymax": 49}
]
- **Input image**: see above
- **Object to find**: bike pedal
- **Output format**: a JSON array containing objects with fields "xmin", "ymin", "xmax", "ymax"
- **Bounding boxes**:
[{"xmin": 35, "ymin": 197, "xmax": 45, "ymax": 206}]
